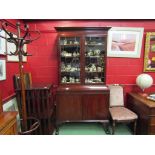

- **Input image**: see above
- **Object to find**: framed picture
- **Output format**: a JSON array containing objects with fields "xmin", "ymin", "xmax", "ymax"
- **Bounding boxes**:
[
  {"xmin": 143, "ymin": 32, "xmax": 155, "ymax": 72},
  {"xmin": 107, "ymin": 27, "xmax": 144, "ymax": 58},
  {"xmin": 0, "ymin": 59, "xmax": 6, "ymax": 81},
  {"xmin": 0, "ymin": 30, "xmax": 6, "ymax": 55},
  {"xmin": 6, "ymin": 34, "xmax": 27, "ymax": 62}
]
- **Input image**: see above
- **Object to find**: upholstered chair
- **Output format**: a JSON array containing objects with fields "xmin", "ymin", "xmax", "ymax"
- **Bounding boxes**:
[{"xmin": 108, "ymin": 85, "xmax": 138, "ymax": 135}]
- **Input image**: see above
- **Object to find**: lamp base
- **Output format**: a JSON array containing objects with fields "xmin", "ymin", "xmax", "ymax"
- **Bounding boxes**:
[{"xmin": 138, "ymin": 92, "xmax": 148, "ymax": 98}]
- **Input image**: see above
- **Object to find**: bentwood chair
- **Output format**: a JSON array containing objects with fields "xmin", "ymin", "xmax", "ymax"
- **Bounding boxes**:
[{"xmin": 108, "ymin": 85, "xmax": 138, "ymax": 135}]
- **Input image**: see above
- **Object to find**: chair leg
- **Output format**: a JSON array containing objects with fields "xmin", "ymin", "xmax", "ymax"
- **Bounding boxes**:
[
  {"xmin": 133, "ymin": 120, "xmax": 137, "ymax": 135},
  {"xmin": 112, "ymin": 121, "xmax": 116, "ymax": 135},
  {"xmin": 55, "ymin": 126, "xmax": 59, "ymax": 135},
  {"xmin": 55, "ymin": 123, "xmax": 59, "ymax": 135},
  {"xmin": 102, "ymin": 122, "xmax": 111, "ymax": 134}
]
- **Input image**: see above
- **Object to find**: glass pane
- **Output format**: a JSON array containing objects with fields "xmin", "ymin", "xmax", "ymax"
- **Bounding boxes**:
[
  {"xmin": 85, "ymin": 36, "xmax": 105, "ymax": 84},
  {"xmin": 60, "ymin": 37, "xmax": 80, "ymax": 84}
]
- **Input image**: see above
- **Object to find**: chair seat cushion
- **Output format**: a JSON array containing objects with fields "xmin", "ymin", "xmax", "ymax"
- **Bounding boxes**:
[{"xmin": 109, "ymin": 107, "xmax": 138, "ymax": 121}]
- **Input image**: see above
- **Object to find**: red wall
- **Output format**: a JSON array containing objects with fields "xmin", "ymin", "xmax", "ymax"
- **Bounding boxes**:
[
  {"xmin": 25, "ymin": 20, "xmax": 155, "ymax": 93},
  {"xmin": 2, "ymin": 20, "xmax": 155, "ymax": 101}
]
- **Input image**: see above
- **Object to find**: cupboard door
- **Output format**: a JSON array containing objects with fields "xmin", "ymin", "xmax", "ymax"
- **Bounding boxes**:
[
  {"xmin": 82, "ymin": 94, "xmax": 109, "ymax": 120},
  {"xmin": 56, "ymin": 94, "xmax": 82, "ymax": 122},
  {"xmin": 84, "ymin": 36, "xmax": 106, "ymax": 84}
]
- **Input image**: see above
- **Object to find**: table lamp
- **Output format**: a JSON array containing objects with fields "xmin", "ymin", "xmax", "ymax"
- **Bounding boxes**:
[{"xmin": 136, "ymin": 73, "xmax": 153, "ymax": 97}]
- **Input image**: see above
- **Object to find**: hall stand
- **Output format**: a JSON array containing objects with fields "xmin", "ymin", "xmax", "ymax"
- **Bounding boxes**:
[{"xmin": 0, "ymin": 22, "xmax": 41, "ymax": 134}]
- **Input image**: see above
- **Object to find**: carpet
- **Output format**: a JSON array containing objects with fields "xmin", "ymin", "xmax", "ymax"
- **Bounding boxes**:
[{"xmin": 54, "ymin": 122, "xmax": 132, "ymax": 135}]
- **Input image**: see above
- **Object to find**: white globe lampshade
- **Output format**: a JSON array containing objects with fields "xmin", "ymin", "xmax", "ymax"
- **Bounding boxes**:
[{"xmin": 136, "ymin": 74, "xmax": 153, "ymax": 91}]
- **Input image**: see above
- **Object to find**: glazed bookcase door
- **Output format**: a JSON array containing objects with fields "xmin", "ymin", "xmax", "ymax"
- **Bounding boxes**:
[
  {"xmin": 59, "ymin": 36, "xmax": 81, "ymax": 84},
  {"xmin": 84, "ymin": 36, "xmax": 106, "ymax": 84}
]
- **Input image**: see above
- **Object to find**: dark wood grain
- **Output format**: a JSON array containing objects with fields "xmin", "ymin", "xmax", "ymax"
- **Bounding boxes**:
[
  {"xmin": 82, "ymin": 94, "xmax": 110, "ymax": 120},
  {"xmin": 56, "ymin": 94, "xmax": 82, "ymax": 122},
  {"xmin": 55, "ymin": 27, "xmax": 111, "ymax": 31},
  {"xmin": 57, "ymin": 85, "xmax": 109, "ymax": 93},
  {"xmin": 56, "ymin": 85, "xmax": 110, "ymax": 125},
  {"xmin": 0, "ymin": 112, "xmax": 18, "ymax": 135}
]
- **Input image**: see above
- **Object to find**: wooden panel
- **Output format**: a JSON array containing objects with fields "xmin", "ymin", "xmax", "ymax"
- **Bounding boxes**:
[
  {"xmin": 56, "ymin": 94, "xmax": 82, "ymax": 122},
  {"xmin": 150, "ymin": 117, "xmax": 155, "ymax": 125},
  {"xmin": 57, "ymin": 85, "xmax": 109, "ymax": 94},
  {"xmin": 82, "ymin": 94, "xmax": 109, "ymax": 120},
  {"xmin": 148, "ymin": 125, "xmax": 155, "ymax": 135},
  {"xmin": 0, "ymin": 112, "xmax": 18, "ymax": 135},
  {"xmin": 150, "ymin": 108, "xmax": 155, "ymax": 115},
  {"xmin": 56, "ymin": 85, "xmax": 110, "ymax": 124},
  {"xmin": 3, "ymin": 121, "xmax": 17, "ymax": 135},
  {"xmin": 55, "ymin": 27, "xmax": 110, "ymax": 31}
]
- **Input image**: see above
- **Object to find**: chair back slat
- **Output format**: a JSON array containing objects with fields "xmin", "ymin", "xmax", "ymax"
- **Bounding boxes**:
[{"xmin": 13, "ymin": 73, "xmax": 32, "ymax": 89}]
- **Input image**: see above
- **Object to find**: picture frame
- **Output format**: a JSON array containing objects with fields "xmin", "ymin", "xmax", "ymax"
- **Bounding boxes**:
[
  {"xmin": 6, "ymin": 34, "xmax": 27, "ymax": 62},
  {"xmin": 0, "ymin": 59, "xmax": 6, "ymax": 81},
  {"xmin": 0, "ymin": 30, "xmax": 6, "ymax": 55},
  {"xmin": 143, "ymin": 32, "xmax": 155, "ymax": 72},
  {"xmin": 107, "ymin": 27, "xmax": 144, "ymax": 58}
]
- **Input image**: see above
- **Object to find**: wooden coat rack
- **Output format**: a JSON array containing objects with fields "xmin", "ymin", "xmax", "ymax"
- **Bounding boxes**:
[{"xmin": 0, "ymin": 22, "xmax": 40, "ymax": 131}]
